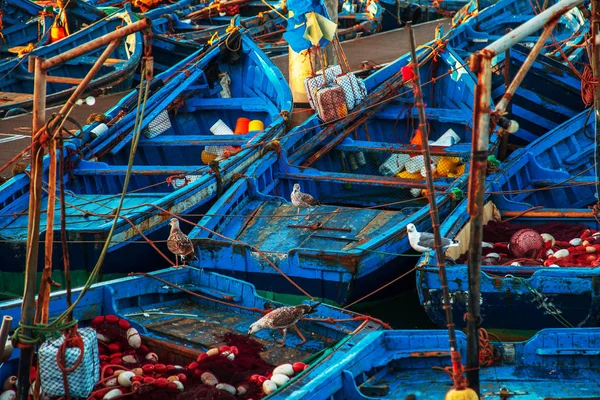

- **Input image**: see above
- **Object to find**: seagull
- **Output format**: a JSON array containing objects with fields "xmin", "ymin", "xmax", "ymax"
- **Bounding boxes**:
[
  {"xmin": 291, "ymin": 183, "xmax": 320, "ymax": 220},
  {"xmin": 248, "ymin": 303, "xmax": 320, "ymax": 347},
  {"xmin": 406, "ymin": 223, "xmax": 459, "ymax": 253},
  {"xmin": 167, "ymin": 218, "xmax": 196, "ymax": 267}
]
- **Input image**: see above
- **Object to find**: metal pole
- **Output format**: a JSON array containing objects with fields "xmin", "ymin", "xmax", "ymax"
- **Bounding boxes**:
[
  {"xmin": 17, "ymin": 55, "xmax": 46, "ymax": 400},
  {"xmin": 498, "ymin": 28, "xmax": 511, "ymax": 160},
  {"xmin": 41, "ymin": 18, "xmax": 151, "ymax": 70},
  {"xmin": 35, "ymin": 39, "xmax": 121, "ymax": 325},
  {"xmin": 494, "ymin": 20, "xmax": 558, "ymax": 114},
  {"xmin": 592, "ymin": 0, "xmax": 600, "ymax": 202},
  {"xmin": 466, "ymin": 51, "xmax": 492, "ymax": 396},
  {"xmin": 0, "ymin": 316, "xmax": 13, "ymax": 363},
  {"xmin": 484, "ymin": 0, "xmax": 584, "ymax": 56},
  {"xmin": 465, "ymin": 0, "xmax": 585, "ymax": 391},
  {"xmin": 408, "ymin": 22, "xmax": 465, "ymax": 389}
]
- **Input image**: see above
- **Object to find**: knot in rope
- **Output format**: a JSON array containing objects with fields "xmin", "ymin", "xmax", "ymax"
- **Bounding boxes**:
[
  {"xmin": 11, "ymin": 318, "xmax": 79, "ymax": 349},
  {"xmin": 581, "ymin": 65, "xmax": 599, "ymax": 107},
  {"xmin": 86, "ymin": 112, "xmax": 108, "ymax": 125}
]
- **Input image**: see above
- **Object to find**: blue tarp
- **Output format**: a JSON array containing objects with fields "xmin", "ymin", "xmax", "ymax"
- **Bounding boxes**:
[{"xmin": 283, "ymin": 0, "xmax": 336, "ymax": 52}]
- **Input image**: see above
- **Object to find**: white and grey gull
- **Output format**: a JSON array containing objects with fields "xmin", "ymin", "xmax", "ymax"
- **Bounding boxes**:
[
  {"xmin": 291, "ymin": 183, "xmax": 320, "ymax": 220},
  {"xmin": 248, "ymin": 303, "xmax": 320, "ymax": 347},
  {"xmin": 406, "ymin": 223, "xmax": 460, "ymax": 252},
  {"xmin": 167, "ymin": 218, "xmax": 197, "ymax": 267}
]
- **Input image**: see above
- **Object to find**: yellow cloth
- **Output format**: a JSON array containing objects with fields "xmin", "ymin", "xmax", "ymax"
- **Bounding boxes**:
[{"xmin": 303, "ymin": 12, "xmax": 337, "ymax": 46}]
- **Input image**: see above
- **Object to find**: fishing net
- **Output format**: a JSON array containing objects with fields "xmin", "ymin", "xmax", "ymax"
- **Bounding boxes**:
[
  {"xmin": 508, "ymin": 229, "xmax": 544, "ymax": 258},
  {"xmin": 143, "ymin": 109, "xmax": 172, "ymax": 139}
]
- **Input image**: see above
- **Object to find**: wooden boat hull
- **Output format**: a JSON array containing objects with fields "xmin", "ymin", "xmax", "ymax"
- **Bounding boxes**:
[
  {"xmin": 269, "ymin": 329, "xmax": 600, "ymax": 399},
  {"xmin": 0, "ymin": 33, "xmax": 292, "ymax": 288},
  {"xmin": 416, "ymin": 108, "xmax": 600, "ymax": 331},
  {"xmin": 0, "ymin": 267, "xmax": 384, "ymax": 389}
]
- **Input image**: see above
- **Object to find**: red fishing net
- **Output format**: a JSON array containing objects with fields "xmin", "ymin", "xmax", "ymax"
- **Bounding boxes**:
[
  {"xmin": 456, "ymin": 220, "xmax": 595, "ymax": 267},
  {"xmin": 508, "ymin": 229, "xmax": 544, "ymax": 258}
]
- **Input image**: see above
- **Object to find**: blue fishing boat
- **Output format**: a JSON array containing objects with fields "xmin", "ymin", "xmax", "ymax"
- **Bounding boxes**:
[
  {"xmin": 269, "ymin": 328, "xmax": 600, "ymax": 399},
  {"xmin": 416, "ymin": 108, "xmax": 600, "ymax": 332},
  {"xmin": 0, "ymin": 0, "xmax": 43, "ymax": 27},
  {"xmin": 447, "ymin": 0, "xmax": 589, "ymax": 145},
  {"xmin": 0, "ymin": 30, "xmax": 292, "ymax": 295},
  {"xmin": 168, "ymin": 1, "xmax": 384, "ymax": 57},
  {"xmin": 0, "ymin": 7, "xmax": 142, "ymax": 113},
  {"xmin": 0, "ymin": 267, "xmax": 384, "ymax": 397},
  {"xmin": 186, "ymin": 40, "xmax": 496, "ymax": 305},
  {"xmin": 0, "ymin": 0, "xmax": 106, "ymax": 60}
]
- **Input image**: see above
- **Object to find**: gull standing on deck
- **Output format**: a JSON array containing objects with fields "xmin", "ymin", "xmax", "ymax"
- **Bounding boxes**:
[
  {"xmin": 406, "ymin": 223, "xmax": 460, "ymax": 252},
  {"xmin": 248, "ymin": 303, "xmax": 320, "ymax": 347},
  {"xmin": 291, "ymin": 183, "xmax": 320, "ymax": 220},
  {"xmin": 167, "ymin": 218, "xmax": 196, "ymax": 267}
]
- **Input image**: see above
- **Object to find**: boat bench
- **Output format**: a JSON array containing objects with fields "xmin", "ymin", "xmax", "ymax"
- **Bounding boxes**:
[
  {"xmin": 374, "ymin": 107, "xmax": 472, "ymax": 125},
  {"xmin": 283, "ymin": 171, "xmax": 453, "ymax": 190},
  {"xmin": 335, "ymin": 140, "xmax": 471, "ymax": 156},
  {"xmin": 138, "ymin": 134, "xmax": 254, "ymax": 146},
  {"xmin": 530, "ymin": 175, "xmax": 593, "ymax": 187},
  {"xmin": 70, "ymin": 165, "xmax": 210, "ymax": 176},
  {"xmin": 184, "ymin": 97, "xmax": 271, "ymax": 112}
]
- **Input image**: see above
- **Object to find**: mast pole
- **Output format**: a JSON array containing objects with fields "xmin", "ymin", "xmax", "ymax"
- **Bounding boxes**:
[{"xmin": 407, "ymin": 23, "xmax": 468, "ymax": 393}]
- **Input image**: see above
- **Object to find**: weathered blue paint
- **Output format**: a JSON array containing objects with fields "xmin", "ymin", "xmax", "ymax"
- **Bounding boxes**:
[
  {"xmin": 0, "ymin": 7, "xmax": 142, "ymax": 112},
  {"xmin": 271, "ymin": 328, "xmax": 600, "ymax": 399},
  {"xmin": 186, "ymin": 43, "xmax": 498, "ymax": 305},
  {"xmin": 416, "ymin": 108, "xmax": 600, "ymax": 330},
  {"xmin": 0, "ymin": 267, "xmax": 383, "ymax": 385},
  {"xmin": 0, "ymin": 32, "xmax": 292, "ymax": 276}
]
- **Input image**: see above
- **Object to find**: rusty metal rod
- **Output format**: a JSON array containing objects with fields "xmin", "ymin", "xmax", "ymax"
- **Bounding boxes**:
[
  {"xmin": 593, "ymin": 0, "xmax": 600, "ymax": 201},
  {"xmin": 485, "ymin": 0, "xmax": 584, "ymax": 56},
  {"xmin": 495, "ymin": 20, "xmax": 558, "ymax": 115},
  {"xmin": 465, "ymin": 0, "xmax": 582, "ymax": 391},
  {"xmin": 41, "ymin": 17, "xmax": 151, "ymax": 70},
  {"xmin": 498, "ymin": 28, "xmax": 512, "ymax": 161},
  {"xmin": 18, "ymin": 55, "xmax": 46, "ymax": 400},
  {"xmin": 466, "ymin": 52, "xmax": 493, "ymax": 395},
  {"xmin": 408, "ymin": 22, "xmax": 465, "ymax": 390},
  {"xmin": 35, "ymin": 39, "xmax": 121, "ymax": 326},
  {"xmin": 45, "ymin": 76, "xmax": 84, "ymax": 85},
  {"xmin": 0, "ymin": 316, "xmax": 13, "ymax": 363}
]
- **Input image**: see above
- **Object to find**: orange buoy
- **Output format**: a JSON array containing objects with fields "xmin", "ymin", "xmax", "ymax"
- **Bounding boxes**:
[
  {"xmin": 234, "ymin": 117, "xmax": 250, "ymax": 134},
  {"xmin": 50, "ymin": 26, "xmax": 67, "ymax": 43},
  {"xmin": 410, "ymin": 128, "xmax": 423, "ymax": 146}
]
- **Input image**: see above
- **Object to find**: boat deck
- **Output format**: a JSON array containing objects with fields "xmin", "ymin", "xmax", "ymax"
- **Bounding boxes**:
[
  {"xmin": 0, "ymin": 192, "xmax": 168, "ymax": 238},
  {"xmin": 235, "ymin": 202, "xmax": 413, "ymax": 253},
  {"xmin": 125, "ymin": 300, "xmax": 337, "ymax": 366}
]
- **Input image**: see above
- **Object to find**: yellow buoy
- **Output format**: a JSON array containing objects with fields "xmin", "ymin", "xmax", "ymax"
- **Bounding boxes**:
[
  {"xmin": 445, "ymin": 387, "xmax": 479, "ymax": 400},
  {"xmin": 397, "ymin": 170, "xmax": 423, "ymax": 179},
  {"xmin": 201, "ymin": 150, "xmax": 219, "ymax": 165}
]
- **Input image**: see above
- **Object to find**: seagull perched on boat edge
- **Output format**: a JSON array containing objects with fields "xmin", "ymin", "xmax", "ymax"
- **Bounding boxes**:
[
  {"xmin": 167, "ymin": 218, "xmax": 197, "ymax": 267},
  {"xmin": 291, "ymin": 183, "xmax": 320, "ymax": 220},
  {"xmin": 248, "ymin": 303, "xmax": 320, "ymax": 347},
  {"xmin": 406, "ymin": 223, "xmax": 459, "ymax": 253}
]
